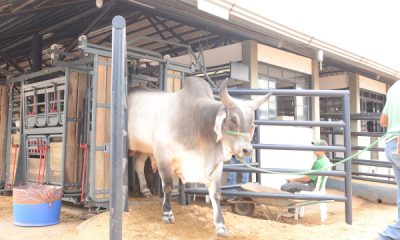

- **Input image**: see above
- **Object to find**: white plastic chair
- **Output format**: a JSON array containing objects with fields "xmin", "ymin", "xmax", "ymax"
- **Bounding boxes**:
[{"xmin": 294, "ymin": 175, "xmax": 329, "ymax": 222}]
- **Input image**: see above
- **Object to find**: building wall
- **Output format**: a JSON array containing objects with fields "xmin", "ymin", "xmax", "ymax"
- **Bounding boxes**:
[
  {"xmin": 170, "ymin": 43, "xmax": 242, "ymax": 68},
  {"xmin": 257, "ymin": 44, "xmax": 312, "ymax": 75}
]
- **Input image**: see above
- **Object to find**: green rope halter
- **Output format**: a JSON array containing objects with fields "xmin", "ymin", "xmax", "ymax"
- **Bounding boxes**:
[{"xmin": 226, "ymin": 130, "xmax": 250, "ymax": 137}]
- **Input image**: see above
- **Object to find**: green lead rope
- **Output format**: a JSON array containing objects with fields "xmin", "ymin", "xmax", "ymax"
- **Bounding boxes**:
[
  {"xmin": 235, "ymin": 132, "xmax": 391, "ymax": 175},
  {"xmin": 227, "ymin": 130, "xmax": 250, "ymax": 137}
]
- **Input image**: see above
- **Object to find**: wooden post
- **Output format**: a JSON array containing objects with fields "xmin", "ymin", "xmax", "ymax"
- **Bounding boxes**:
[{"xmin": 0, "ymin": 86, "xmax": 9, "ymax": 181}]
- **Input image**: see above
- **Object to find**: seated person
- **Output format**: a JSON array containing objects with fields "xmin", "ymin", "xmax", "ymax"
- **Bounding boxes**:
[{"xmin": 281, "ymin": 139, "xmax": 331, "ymax": 218}]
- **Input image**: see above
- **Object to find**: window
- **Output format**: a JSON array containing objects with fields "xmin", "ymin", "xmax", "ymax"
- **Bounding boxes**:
[
  {"xmin": 258, "ymin": 63, "xmax": 311, "ymax": 121},
  {"xmin": 360, "ymin": 89, "xmax": 386, "ymax": 132}
]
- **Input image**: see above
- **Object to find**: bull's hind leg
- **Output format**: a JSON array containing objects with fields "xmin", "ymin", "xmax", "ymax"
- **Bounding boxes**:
[
  {"xmin": 157, "ymin": 160, "xmax": 175, "ymax": 224},
  {"xmin": 206, "ymin": 161, "xmax": 228, "ymax": 237},
  {"xmin": 134, "ymin": 152, "xmax": 152, "ymax": 197}
]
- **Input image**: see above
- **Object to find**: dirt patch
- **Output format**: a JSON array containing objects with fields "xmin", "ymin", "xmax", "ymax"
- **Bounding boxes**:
[{"xmin": 0, "ymin": 189, "xmax": 398, "ymax": 239}]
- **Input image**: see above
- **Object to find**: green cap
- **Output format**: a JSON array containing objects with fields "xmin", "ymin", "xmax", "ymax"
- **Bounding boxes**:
[{"xmin": 312, "ymin": 139, "xmax": 328, "ymax": 146}]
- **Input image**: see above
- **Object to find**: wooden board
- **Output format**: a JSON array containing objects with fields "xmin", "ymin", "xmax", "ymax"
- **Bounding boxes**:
[
  {"xmin": 74, "ymin": 73, "xmax": 88, "ymax": 188},
  {"xmin": 28, "ymin": 157, "xmax": 47, "ymax": 183},
  {"xmin": 49, "ymin": 141, "xmax": 62, "ymax": 183},
  {"xmin": 0, "ymin": 86, "xmax": 9, "ymax": 181},
  {"xmin": 104, "ymin": 57, "xmax": 111, "ymax": 199},
  {"xmin": 8, "ymin": 134, "xmax": 19, "ymax": 183},
  {"xmin": 94, "ymin": 56, "xmax": 108, "ymax": 199},
  {"xmin": 64, "ymin": 71, "xmax": 79, "ymax": 189}
]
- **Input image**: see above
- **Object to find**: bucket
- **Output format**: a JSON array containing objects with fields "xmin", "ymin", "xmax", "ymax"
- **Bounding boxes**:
[{"xmin": 13, "ymin": 185, "xmax": 63, "ymax": 227}]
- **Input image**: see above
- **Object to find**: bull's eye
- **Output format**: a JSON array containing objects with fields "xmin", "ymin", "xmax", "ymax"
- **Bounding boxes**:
[{"xmin": 231, "ymin": 118, "xmax": 236, "ymax": 124}]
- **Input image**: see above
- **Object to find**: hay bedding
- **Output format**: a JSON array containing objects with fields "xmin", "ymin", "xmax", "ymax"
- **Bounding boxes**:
[{"xmin": 0, "ymin": 189, "xmax": 398, "ymax": 240}]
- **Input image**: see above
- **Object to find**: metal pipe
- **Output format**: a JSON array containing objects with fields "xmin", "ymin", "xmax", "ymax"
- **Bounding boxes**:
[
  {"xmin": 109, "ymin": 16, "xmax": 126, "ymax": 240},
  {"xmin": 60, "ymin": 68, "xmax": 69, "ymax": 193},
  {"xmin": 254, "ymin": 119, "xmax": 345, "ymax": 127},
  {"xmin": 352, "ymin": 172, "xmax": 394, "ymax": 178},
  {"xmin": 255, "ymin": 109, "xmax": 261, "ymax": 183},
  {"xmin": 252, "ymin": 144, "xmax": 346, "ymax": 152},
  {"xmin": 222, "ymin": 167, "xmax": 346, "ymax": 177},
  {"xmin": 352, "ymin": 146, "xmax": 385, "ymax": 152},
  {"xmin": 223, "ymin": 163, "xmax": 259, "ymax": 167},
  {"xmin": 352, "ymin": 176, "xmax": 396, "ymax": 185},
  {"xmin": 184, "ymin": 189, "xmax": 348, "ymax": 202},
  {"xmin": 212, "ymin": 89, "xmax": 349, "ymax": 97},
  {"xmin": 342, "ymin": 93, "xmax": 352, "ymax": 225}
]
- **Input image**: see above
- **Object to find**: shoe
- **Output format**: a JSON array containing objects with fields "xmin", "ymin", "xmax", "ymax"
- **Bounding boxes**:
[
  {"xmin": 220, "ymin": 201, "xmax": 230, "ymax": 206},
  {"xmin": 281, "ymin": 212, "xmax": 295, "ymax": 218}
]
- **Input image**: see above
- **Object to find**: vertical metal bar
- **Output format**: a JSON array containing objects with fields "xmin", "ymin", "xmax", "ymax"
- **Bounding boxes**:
[
  {"xmin": 110, "ymin": 16, "xmax": 126, "ymax": 240},
  {"xmin": 255, "ymin": 109, "xmax": 261, "ymax": 183},
  {"xmin": 342, "ymin": 93, "xmax": 352, "ymax": 225},
  {"xmin": 158, "ymin": 63, "xmax": 164, "ymax": 90},
  {"xmin": 4, "ymin": 84, "xmax": 14, "ymax": 186},
  {"xmin": 61, "ymin": 68, "xmax": 70, "ymax": 192},
  {"xmin": 14, "ymin": 80, "xmax": 25, "ymax": 186},
  {"xmin": 123, "ymin": 49, "xmax": 129, "ymax": 213},
  {"xmin": 181, "ymin": 71, "xmax": 184, "ymax": 89},
  {"xmin": 179, "ymin": 178, "xmax": 186, "ymax": 206}
]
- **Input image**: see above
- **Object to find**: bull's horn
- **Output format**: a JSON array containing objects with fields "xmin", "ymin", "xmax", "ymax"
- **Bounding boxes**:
[
  {"xmin": 220, "ymin": 79, "xmax": 235, "ymax": 108},
  {"xmin": 250, "ymin": 92, "xmax": 273, "ymax": 110}
]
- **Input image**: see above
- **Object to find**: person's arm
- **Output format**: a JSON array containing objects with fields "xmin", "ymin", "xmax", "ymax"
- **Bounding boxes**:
[
  {"xmin": 398, "ymin": 132, "xmax": 400, "ymax": 154},
  {"xmin": 380, "ymin": 113, "xmax": 388, "ymax": 127},
  {"xmin": 287, "ymin": 176, "xmax": 312, "ymax": 183}
]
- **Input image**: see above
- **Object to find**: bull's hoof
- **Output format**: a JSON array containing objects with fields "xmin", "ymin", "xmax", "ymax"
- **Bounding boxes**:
[
  {"xmin": 142, "ymin": 191, "xmax": 152, "ymax": 197},
  {"xmin": 162, "ymin": 214, "xmax": 175, "ymax": 224},
  {"xmin": 215, "ymin": 227, "xmax": 228, "ymax": 237}
]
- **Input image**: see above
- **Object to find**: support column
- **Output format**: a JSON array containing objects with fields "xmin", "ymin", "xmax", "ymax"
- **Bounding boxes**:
[
  {"xmin": 241, "ymin": 40, "xmax": 258, "ymax": 90},
  {"xmin": 241, "ymin": 40, "xmax": 258, "ymax": 182},
  {"xmin": 32, "ymin": 32, "xmax": 43, "ymax": 72},
  {"xmin": 311, "ymin": 59, "xmax": 320, "ymax": 142},
  {"xmin": 348, "ymin": 73, "xmax": 360, "ymax": 172}
]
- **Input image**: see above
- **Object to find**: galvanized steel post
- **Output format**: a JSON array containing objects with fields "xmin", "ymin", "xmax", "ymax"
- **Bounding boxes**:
[
  {"xmin": 110, "ymin": 16, "xmax": 126, "ymax": 240},
  {"xmin": 342, "ymin": 93, "xmax": 353, "ymax": 224}
]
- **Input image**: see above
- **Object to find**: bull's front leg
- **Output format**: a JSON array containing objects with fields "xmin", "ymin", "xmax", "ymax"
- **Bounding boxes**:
[
  {"xmin": 206, "ymin": 162, "xmax": 228, "ymax": 237},
  {"xmin": 134, "ymin": 152, "xmax": 152, "ymax": 197}
]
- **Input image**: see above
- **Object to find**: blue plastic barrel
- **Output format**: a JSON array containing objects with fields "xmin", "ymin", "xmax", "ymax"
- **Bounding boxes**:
[{"xmin": 13, "ymin": 185, "xmax": 63, "ymax": 227}]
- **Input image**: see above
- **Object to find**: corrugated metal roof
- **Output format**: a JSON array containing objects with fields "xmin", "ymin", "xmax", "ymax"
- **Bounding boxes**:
[{"xmin": 0, "ymin": 0, "xmax": 242, "ymax": 79}]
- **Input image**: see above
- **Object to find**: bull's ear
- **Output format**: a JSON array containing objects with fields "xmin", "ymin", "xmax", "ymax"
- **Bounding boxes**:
[
  {"xmin": 249, "ymin": 124, "xmax": 255, "ymax": 142},
  {"xmin": 214, "ymin": 107, "xmax": 227, "ymax": 142}
]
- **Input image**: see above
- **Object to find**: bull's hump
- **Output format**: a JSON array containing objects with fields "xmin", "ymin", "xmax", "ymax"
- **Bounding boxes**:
[{"xmin": 182, "ymin": 76, "xmax": 214, "ymax": 99}]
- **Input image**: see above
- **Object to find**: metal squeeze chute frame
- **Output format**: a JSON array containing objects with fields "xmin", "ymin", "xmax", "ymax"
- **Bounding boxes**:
[
  {"xmin": 3, "ymin": 51, "xmax": 93, "ymax": 203},
  {"xmin": 1, "ymin": 34, "xmax": 211, "ymax": 209},
  {"xmin": 77, "ymin": 35, "xmax": 213, "ymax": 208}
]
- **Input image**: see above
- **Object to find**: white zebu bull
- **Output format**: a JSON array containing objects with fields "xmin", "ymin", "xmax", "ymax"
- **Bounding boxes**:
[{"xmin": 127, "ymin": 77, "xmax": 272, "ymax": 237}]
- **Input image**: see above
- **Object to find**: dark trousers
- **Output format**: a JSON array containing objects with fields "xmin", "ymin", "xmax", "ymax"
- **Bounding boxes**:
[{"xmin": 281, "ymin": 182, "xmax": 316, "ymax": 213}]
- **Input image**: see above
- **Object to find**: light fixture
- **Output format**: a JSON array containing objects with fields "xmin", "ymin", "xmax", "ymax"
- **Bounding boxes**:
[
  {"xmin": 316, "ymin": 49, "xmax": 323, "ymax": 71},
  {"xmin": 277, "ymin": 39, "xmax": 283, "ymax": 48}
]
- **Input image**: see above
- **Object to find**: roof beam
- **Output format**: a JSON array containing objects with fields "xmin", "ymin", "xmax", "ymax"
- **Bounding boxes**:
[
  {"xmin": 0, "ymin": 50, "xmax": 24, "ymax": 73},
  {"xmin": 151, "ymin": 16, "xmax": 188, "ymax": 44},
  {"xmin": 0, "ymin": 0, "xmax": 92, "ymax": 20},
  {"xmin": 160, "ymin": 36, "xmax": 224, "ymax": 56},
  {"xmin": 1, "ymin": 3, "xmax": 107, "ymax": 52},
  {"xmin": 145, "ymin": 13, "xmax": 178, "ymax": 56},
  {"xmin": 61, "ymin": 1, "xmax": 116, "ymax": 59},
  {"xmin": 0, "ymin": 67, "xmax": 14, "ymax": 77}
]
